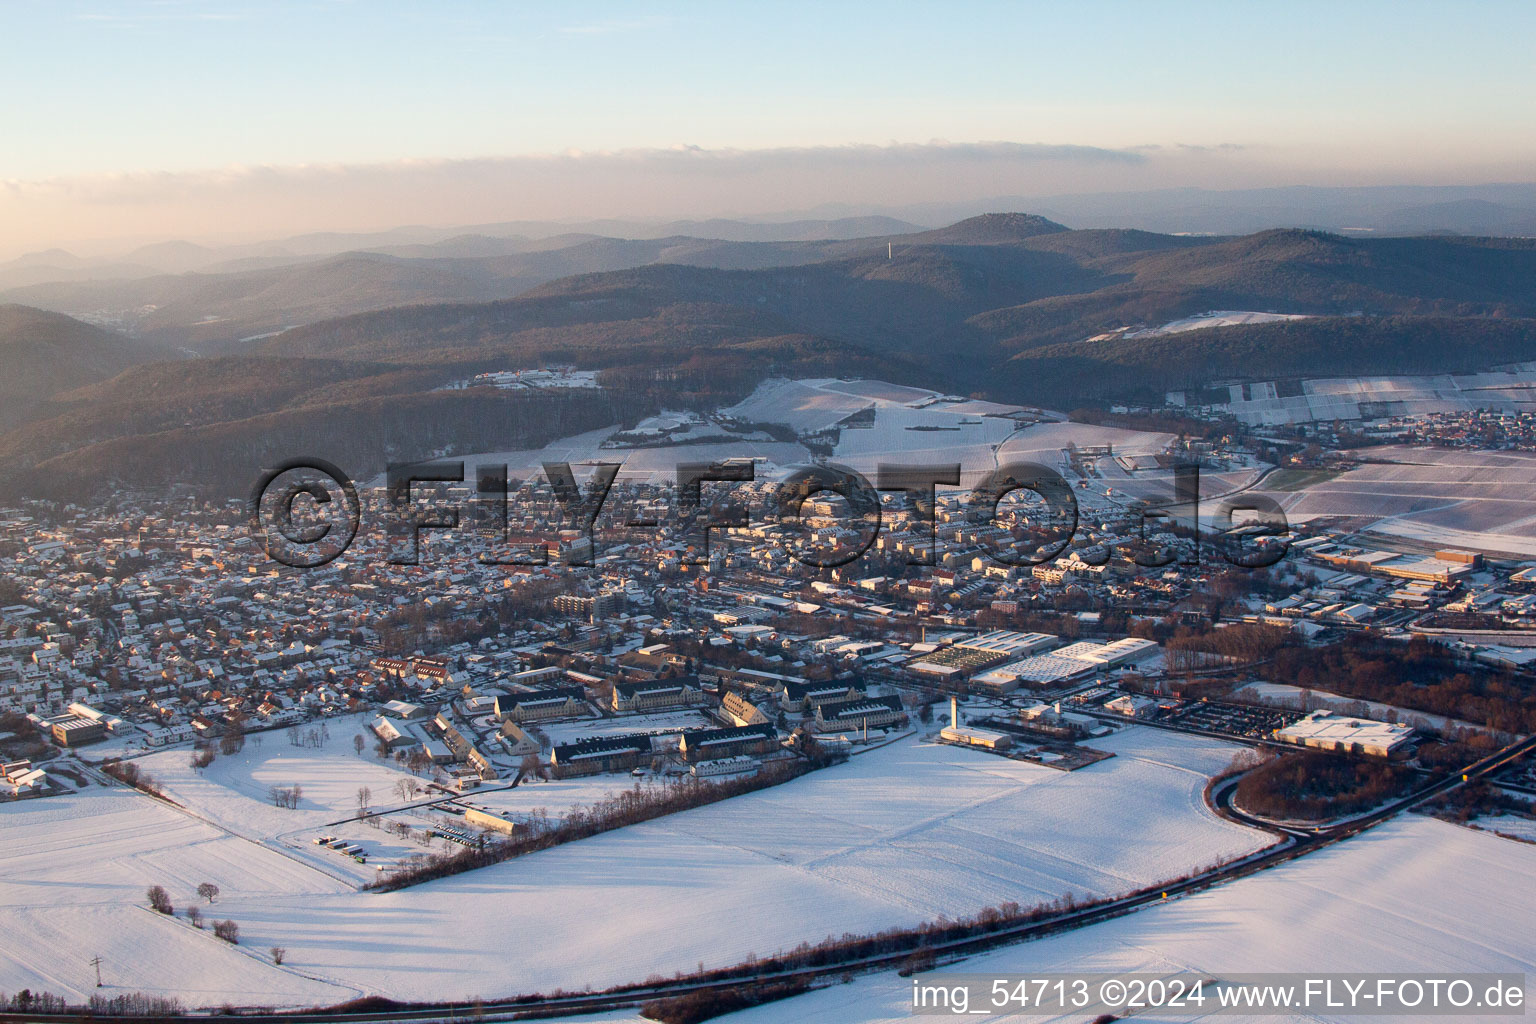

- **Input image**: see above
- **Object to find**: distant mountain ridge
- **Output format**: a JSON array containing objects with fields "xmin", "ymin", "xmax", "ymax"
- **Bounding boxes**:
[{"xmin": 5, "ymin": 212, "xmax": 1536, "ymax": 499}]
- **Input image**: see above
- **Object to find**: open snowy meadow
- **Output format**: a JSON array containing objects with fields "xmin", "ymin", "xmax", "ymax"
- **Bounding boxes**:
[
  {"xmin": 695, "ymin": 815, "xmax": 1536, "ymax": 1024},
  {"xmin": 0, "ymin": 726, "xmax": 1264, "ymax": 1007},
  {"xmin": 1257, "ymin": 446, "xmax": 1536, "ymax": 555},
  {"xmin": 0, "ymin": 789, "xmax": 353, "ymax": 1006}
]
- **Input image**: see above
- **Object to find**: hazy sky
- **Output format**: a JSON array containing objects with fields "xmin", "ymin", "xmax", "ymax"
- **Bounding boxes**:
[{"xmin": 4, "ymin": 0, "xmax": 1535, "ymax": 255}]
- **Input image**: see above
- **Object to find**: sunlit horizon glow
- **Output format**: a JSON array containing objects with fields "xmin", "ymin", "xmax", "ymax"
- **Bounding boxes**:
[{"xmin": 3, "ymin": 0, "xmax": 1535, "ymax": 256}]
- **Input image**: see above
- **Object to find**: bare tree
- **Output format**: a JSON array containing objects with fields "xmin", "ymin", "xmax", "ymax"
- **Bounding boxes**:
[
  {"xmin": 353, "ymin": 734, "xmax": 366, "ymax": 756},
  {"xmin": 197, "ymin": 882, "xmax": 220, "ymax": 904},
  {"xmin": 268, "ymin": 786, "xmax": 302, "ymax": 809},
  {"xmin": 185, "ymin": 905, "xmax": 203, "ymax": 929},
  {"xmin": 269, "ymin": 947, "xmax": 286, "ymax": 965},
  {"xmin": 218, "ymin": 718, "xmax": 245, "ymax": 756},
  {"xmin": 212, "ymin": 919, "xmax": 239, "ymax": 944},
  {"xmin": 394, "ymin": 778, "xmax": 415, "ymax": 803},
  {"xmin": 146, "ymin": 885, "xmax": 173, "ymax": 915},
  {"xmin": 356, "ymin": 785, "xmax": 372, "ymax": 815}
]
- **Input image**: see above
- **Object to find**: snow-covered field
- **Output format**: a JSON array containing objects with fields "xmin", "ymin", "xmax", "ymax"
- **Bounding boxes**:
[
  {"xmin": 720, "ymin": 378, "xmax": 968, "ymax": 435},
  {"xmin": 1125, "ymin": 310, "xmax": 1313, "ymax": 339},
  {"xmin": 0, "ymin": 727, "xmax": 1266, "ymax": 1007},
  {"xmin": 1473, "ymin": 813, "xmax": 1536, "ymax": 843},
  {"xmin": 456, "ymin": 772, "xmax": 675, "ymax": 820},
  {"xmin": 1257, "ymin": 447, "xmax": 1536, "ymax": 554},
  {"xmin": 998, "ymin": 420, "xmax": 1171, "ymax": 461},
  {"xmin": 0, "ymin": 789, "xmax": 354, "ymax": 1006},
  {"xmin": 121, "ymin": 712, "xmax": 458, "ymax": 884},
  {"xmin": 1193, "ymin": 366, "xmax": 1536, "ymax": 428},
  {"xmin": 200, "ymin": 728, "xmax": 1266, "ymax": 1002},
  {"xmin": 1369, "ymin": 518, "xmax": 1536, "ymax": 558},
  {"xmin": 367, "ymin": 378, "xmax": 1194, "ymax": 497},
  {"xmin": 134, "ymin": 712, "xmax": 431, "ymax": 843},
  {"xmin": 697, "ymin": 816, "xmax": 1536, "ymax": 1024},
  {"xmin": 0, "ymin": 790, "xmax": 343, "ymax": 911}
]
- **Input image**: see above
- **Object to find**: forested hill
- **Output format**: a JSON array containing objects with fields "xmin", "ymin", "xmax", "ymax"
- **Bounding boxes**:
[
  {"xmin": 255, "ymin": 222, "xmax": 1536, "ymax": 398},
  {"xmin": 7, "ymin": 215, "xmax": 1536, "ymax": 498},
  {"xmin": 0, "ymin": 304, "xmax": 177, "ymax": 429}
]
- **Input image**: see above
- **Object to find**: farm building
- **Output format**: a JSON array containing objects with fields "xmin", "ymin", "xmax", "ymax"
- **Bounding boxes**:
[
  {"xmin": 1, "ymin": 760, "xmax": 45, "ymax": 794},
  {"xmin": 381, "ymin": 700, "xmax": 429, "ymax": 720},
  {"xmin": 370, "ymin": 716, "xmax": 416, "ymax": 750}
]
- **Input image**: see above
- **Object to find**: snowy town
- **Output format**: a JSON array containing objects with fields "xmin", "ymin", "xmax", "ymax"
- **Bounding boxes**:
[{"xmin": 3, "ymin": 378, "xmax": 1536, "ymax": 1024}]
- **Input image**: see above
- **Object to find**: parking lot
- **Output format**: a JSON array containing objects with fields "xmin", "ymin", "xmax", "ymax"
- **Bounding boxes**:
[{"xmin": 1159, "ymin": 700, "xmax": 1306, "ymax": 740}]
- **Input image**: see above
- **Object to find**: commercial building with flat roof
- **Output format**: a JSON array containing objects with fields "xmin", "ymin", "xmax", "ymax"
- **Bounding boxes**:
[
  {"xmin": 1274, "ymin": 711, "xmax": 1415, "ymax": 758},
  {"xmin": 940, "ymin": 724, "xmax": 1013, "ymax": 750},
  {"xmin": 51, "ymin": 716, "xmax": 106, "ymax": 747}
]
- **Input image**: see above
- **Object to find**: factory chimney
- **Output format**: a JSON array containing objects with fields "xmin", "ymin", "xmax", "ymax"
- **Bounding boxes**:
[{"xmin": 950, "ymin": 696, "xmax": 959, "ymax": 728}]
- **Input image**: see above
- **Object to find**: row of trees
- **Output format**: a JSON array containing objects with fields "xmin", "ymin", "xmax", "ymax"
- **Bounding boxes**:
[
  {"xmin": 219, "ymin": 719, "xmax": 245, "ymax": 756},
  {"xmin": 2, "ymin": 990, "xmax": 186, "ymax": 1016},
  {"xmin": 147, "ymin": 882, "xmax": 219, "ymax": 916},
  {"xmin": 288, "ymin": 723, "xmax": 331, "ymax": 748},
  {"xmin": 147, "ymin": 884, "xmax": 240, "ymax": 943},
  {"xmin": 1164, "ymin": 622, "xmax": 1292, "ymax": 672},
  {"xmin": 575, "ymin": 873, "xmax": 1231, "ymax": 1009},
  {"xmin": 102, "ymin": 761, "xmax": 165, "ymax": 800},
  {"xmin": 640, "ymin": 979, "xmax": 810, "ymax": 1024}
]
